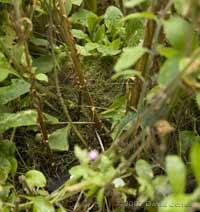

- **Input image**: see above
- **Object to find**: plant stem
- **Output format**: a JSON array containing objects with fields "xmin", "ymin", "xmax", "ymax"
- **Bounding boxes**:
[
  {"xmin": 57, "ymin": 0, "xmax": 102, "ymax": 129},
  {"xmin": 128, "ymin": 2, "xmax": 158, "ymax": 109},
  {"xmin": 48, "ymin": 10, "xmax": 87, "ymax": 146},
  {"xmin": 13, "ymin": 1, "xmax": 49, "ymax": 144}
]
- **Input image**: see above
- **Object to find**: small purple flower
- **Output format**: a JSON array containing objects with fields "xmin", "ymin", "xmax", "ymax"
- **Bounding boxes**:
[{"xmin": 88, "ymin": 150, "xmax": 99, "ymax": 161}]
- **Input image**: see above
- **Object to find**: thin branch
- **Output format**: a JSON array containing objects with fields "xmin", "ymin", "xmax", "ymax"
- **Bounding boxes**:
[{"xmin": 57, "ymin": 0, "xmax": 102, "ymax": 129}]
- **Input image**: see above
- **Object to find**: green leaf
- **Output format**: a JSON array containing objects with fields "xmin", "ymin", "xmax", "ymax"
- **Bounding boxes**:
[
  {"xmin": 136, "ymin": 160, "xmax": 153, "ymax": 180},
  {"xmin": 30, "ymin": 37, "xmax": 49, "ymax": 47},
  {"xmin": 158, "ymin": 56, "xmax": 181, "ymax": 86},
  {"xmin": 0, "ymin": 52, "xmax": 18, "ymax": 82},
  {"xmin": 97, "ymin": 45, "xmax": 121, "ymax": 56},
  {"xmin": 196, "ymin": 92, "xmax": 200, "ymax": 107},
  {"xmin": 111, "ymin": 112, "xmax": 136, "ymax": 140},
  {"xmin": 123, "ymin": 12, "xmax": 156, "ymax": 21},
  {"xmin": 56, "ymin": 207, "xmax": 66, "ymax": 212},
  {"xmin": 71, "ymin": 0, "xmax": 83, "ymax": 6},
  {"xmin": 65, "ymin": 0, "xmax": 72, "ymax": 15},
  {"xmin": 25, "ymin": 170, "xmax": 46, "ymax": 188},
  {"xmin": 153, "ymin": 176, "xmax": 170, "ymax": 197},
  {"xmin": 104, "ymin": 6, "xmax": 123, "ymax": 32},
  {"xmin": 159, "ymin": 194, "xmax": 190, "ymax": 212},
  {"xmin": 71, "ymin": 9, "xmax": 97, "ymax": 27},
  {"xmin": 36, "ymin": 73, "xmax": 48, "ymax": 82},
  {"xmin": 0, "ymin": 140, "xmax": 16, "ymax": 156},
  {"xmin": 0, "ymin": 79, "xmax": 30, "ymax": 105},
  {"xmin": 165, "ymin": 155, "xmax": 186, "ymax": 194},
  {"xmin": 163, "ymin": 16, "xmax": 192, "ymax": 51},
  {"xmin": 71, "ymin": 29, "xmax": 90, "ymax": 41},
  {"xmin": 8, "ymin": 157, "xmax": 17, "ymax": 176},
  {"xmin": 93, "ymin": 25, "xmax": 106, "ymax": 42},
  {"xmin": 87, "ymin": 13, "xmax": 99, "ymax": 34},
  {"xmin": 190, "ymin": 142, "xmax": 200, "ymax": 185},
  {"xmin": 173, "ymin": 0, "xmax": 190, "ymax": 16},
  {"xmin": 74, "ymin": 145, "xmax": 89, "ymax": 164},
  {"xmin": 96, "ymin": 188, "xmax": 104, "ymax": 209},
  {"xmin": 156, "ymin": 45, "xmax": 178, "ymax": 58},
  {"xmin": 33, "ymin": 56, "xmax": 54, "ymax": 74},
  {"xmin": 179, "ymin": 131, "xmax": 199, "ymax": 153},
  {"xmin": 32, "ymin": 196, "xmax": 55, "ymax": 212},
  {"xmin": 0, "ymin": 0, "xmax": 11, "ymax": 4},
  {"xmin": 115, "ymin": 47, "xmax": 147, "ymax": 71},
  {"xmin": 0, "ymin": 110, "xmax": 37, "ymax": 132},
  {"xmin": 0, "ymin": 110, "xmax": 58, "ymax": 132},
  {"xmin": 76, "ymin": 42, "xmax": 99, "ymax": 56},
  {"xmin": 48, "ymin": 125, "xmax": 71, "ymax": 152},
  {"xmin": 0, "ymin": 157, "xmax": 11, "ymax": 183},
  {"xmin": 125, "ymin": 0, "xmax": 147, "ymax": 8}
]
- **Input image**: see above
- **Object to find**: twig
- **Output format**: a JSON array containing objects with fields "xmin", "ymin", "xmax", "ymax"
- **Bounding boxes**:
[
  {"xmin": 57, "ymin": 0, "xmax": 102, "ymax": 129},
  {"xmin": 47, "ymin": 9, "xmax": 87, "ymax": 146}
]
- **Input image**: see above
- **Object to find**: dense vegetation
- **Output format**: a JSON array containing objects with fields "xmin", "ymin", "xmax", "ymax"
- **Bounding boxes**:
[{"xmin": 0, "ymin": 0, "xmax": 200, "ymax": 211}]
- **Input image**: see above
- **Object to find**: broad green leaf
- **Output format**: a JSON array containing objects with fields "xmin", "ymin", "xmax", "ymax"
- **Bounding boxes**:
[
  {"xmin": 32, "ymin": 196, "xmax": 55, "ymax": 212},
  {"xmin": 158, "ymin": 56, "xmax": 181, "ymax": 85},
  {"xmin": 179, "ymin": 131, "xmax": 199, "ymax": 153},
  {"xmin": 76, "ymin": 42, "xmax": 99, "ymax": 56},
  {"xmin": 104, "ymin": 6, "xmax": 123, "ymax": 32},
  {"xmin": 71, "ymin": 0, "xmax": 83, "ymax": 6},
  {"xmin": 25, "ymin": 170, "xmax": 46, "ymax": 188},
  {"xmin": 115, "ymin": 47, "xmax": 147, "ymax": 71},
  {"xmin": 36, "ymin": 73, "xmax": 48, "ymax": 82},
  {"xmin": 0, "ymin": 110, "xmax": 58, "ymax": 132},
  {"xmin": 71, "ymin": 9, "xmax": 97, "ymax": 27},
  {"xmin": 93, "ymin": 25, "xmax": 106, "ymax": 42},
  {"xmin": 159, "ymin": 194, "xmax": 191, "ymax": 212},
  {"xmin": 96, "ymin": 188, "xmax": 104, "ymax": 209},
  {"xmin": 165, "ymin": 155, "xmax": 186, "ymax": 194},
  {"xmin": 153, "ymin": 176, "xmax": 170, "ymax": 197},
  {"xmin": 156, "ymin": 45, "xmax": 178, "ymax": 58},
  {"xmin": 0, "ymin": 52, "xmax": 18, "ymax": 82},
  {"xmin": 0, "ymin": 79, "xmax": 30, "ymax": 105},
  {"xmin": 173, "ymin": 0, "xmax": 190, "ymax": 16},
  {"xmin": 8, "ymin": 157, "xmax": 17, "ymax": 176},
  {"xmin": 0, "ymin": 140, "xmax": 15, "ymax": 156},
  {"xmin": 196, "ymin": 92, "xmax": 200, "ymax": 107},
  {"xmin": 74, "ymin": 145, "xmax": 89, "ymax": 164},
  {"xmin": 125, "ymin": 0, "xmax": 147, "ymax": 8},
  {"xmin": 0, "ymin": 110, "xmax": 37, "ymax": 132},
  {"xmin": 56, "ymin": 207, "xmax": 66, "ymax": 212},
  {"xmin": 136, "ymin": 160, "xmax": 153, "ymax": 180},
  {"xmin": 137, "ymin": 177, "xmax": 154, "ymax": 201},
  {"xmin": 97, "ymin": 45, "xmax": 121, "ymax": 56},
  {"xmin": 190, "ymin": 142, "xmax": 200, "ymax": 185},
  {"xmin": 33, "ymin": 56, "xmax": 54, "ymax": 74},
  {"xmin": 111, "ymin": 112, "xmax": 136, "ymax": 140},
  {"xmin": 123, "ymin": 12, "xmax": 156, "ymax": 21},
  {"xmin": 87, "ymin": 13, "xmax": 99, "ymax": 34},
  {"xmin": 71, "ymin": 29, "xmax": 90, "ymax": 41},
  {"xmin": 0, "ymin": 0, "xmax": 11, "ymax": 3},
  {"xmin": 0, "ymin": 157, "xmax": 11, "ymax": 183},
  {"xmin": 30, "ymin": 37, "xmax": 48, "ymax": 47},
  {"xmin": 163, "ymin": 16, "xmax": 192, "ymax": 51},
  {"xmin": 48, "ymin": 125, "xmax": 71, "ymax": 152},
  {"xmin": 65, "ymin": 0, "xmax": 72, "ymax": 15},
  {"xmin": 86, "ymin": 186, "xmax": 99, "ymax": 197}
]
